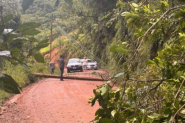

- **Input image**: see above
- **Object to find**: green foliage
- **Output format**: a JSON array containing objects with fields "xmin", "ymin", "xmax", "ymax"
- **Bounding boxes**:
[
  {"xmin": 17, "ymin": 22, "xmax": 41, "ymax": 31},
  {"xmin": 2, "ymin": 0, "xmax": 185, "ymax": 122},
  {"xmin": 17, "ymin": 22, "xmax": 41, "ymax": 35},
  {"xmin": 0, "ymin": 61, "xmax": 39, "ymax": 104},
  {"xmin": 110, "ymin": 42, "xmax": 128, "ymax": 54},
  {"xmin": 22, "ymin": 0, "xmax": 35, "ymax": 11},
  {"xmin": 0, "ymin": 61, "xmax": 31, "ymax": 94},
  {"xmin": 30, "ymin": 63, "xmax": 61, "ymax": 75},
  {"xmin": 34, "ymin": 53, "xmax": 44, "ymax": 63},
  {"xmin": 0, "ymin": 73, "xmax": 21, "ymax": 94},
  {"xmin": 2, "ymin": 14, "xmax": 14, "ymax": 24},
  {"xmin": 0, "ymin": 0, "xmax": 49, "ymax": 95},
  {"xmin": 2, "ymin": 62, "xmax": 34, "ymax": 87},
  {"xmin": 0, "ymin": 22, "xmax": 46, "ymax": 64},
  {"xmin": 87, "ymin": 0, "xmax": 185, "ymax": 123}
]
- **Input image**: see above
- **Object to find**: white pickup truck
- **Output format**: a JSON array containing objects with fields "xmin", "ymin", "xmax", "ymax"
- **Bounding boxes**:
[{"xmin": 80, "ymin": 59, "xmax": 98, "ymax": 70}]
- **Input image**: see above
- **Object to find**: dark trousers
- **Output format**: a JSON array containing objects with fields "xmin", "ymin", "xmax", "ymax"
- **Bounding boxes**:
[
  {"xmin": 60, "ymin": 67, "xmax": 64, "ymax": 80},
  {"xmin": 50, "ymin": 68, "xmax": 54, "ymax": 75}
]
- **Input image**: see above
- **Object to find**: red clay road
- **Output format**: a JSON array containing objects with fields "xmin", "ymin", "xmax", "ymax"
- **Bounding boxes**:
[{"xmin": 0, "ymin": 78, "xmax": 104, "ymax": 123}]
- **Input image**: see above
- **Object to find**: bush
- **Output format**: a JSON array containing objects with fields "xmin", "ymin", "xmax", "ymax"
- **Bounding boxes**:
[
  {"xmin": 2, "ymin": 62, "xmax": 31, "ymax": 87},
  {"xmin": 0, "ymin": 61, "xmax": 38, "ymax": 105},
  {"xmin": 30, "ymin": 63, "xmax": 61, "ymax": 75}
]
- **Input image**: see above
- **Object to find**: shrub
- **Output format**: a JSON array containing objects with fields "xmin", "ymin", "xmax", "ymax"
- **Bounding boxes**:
[{"xmin": 0, "ymin": 61, "xmax": 38, "ymax": 105}]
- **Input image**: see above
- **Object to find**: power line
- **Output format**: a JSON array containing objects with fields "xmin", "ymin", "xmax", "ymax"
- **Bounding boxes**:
[{"xmin": 55, "ymin": 21, "xmax": 107, "ymax": 67}]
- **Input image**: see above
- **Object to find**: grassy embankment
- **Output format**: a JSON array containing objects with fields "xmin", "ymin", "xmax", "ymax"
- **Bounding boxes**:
[
  {"xmin": 0, "ymin": 42, "xmax": 63, "ymax": 105},
  {"xmin": 0, "ymin": 61, "xmax": 39, "ymax": 105}
]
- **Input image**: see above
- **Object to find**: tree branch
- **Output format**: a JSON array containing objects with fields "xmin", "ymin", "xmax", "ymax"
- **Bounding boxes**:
[
  {"xmin": 172, "ymin": 103, "xmax": 185, "ymax": 122},
  {"xmin": 149, "ymin": 79, "xmax": 164, "ymax": 92},
  {"xmin": 141, "ymin": 98, "xmax": 165, "ymax": 107},
  {"xmin": 129, "ymin": 78, "xmax": 164, "ymax": 82},
  {"xmin": 129, "ymin": 5, "xmax": 185, "ymax": 66},
  {"xmin": 174, "ymin": 78, "xmax": 185, "ymax": 105}
]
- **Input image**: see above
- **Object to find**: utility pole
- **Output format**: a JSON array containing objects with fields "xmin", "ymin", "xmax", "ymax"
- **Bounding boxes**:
[{"xmin": 50, "ymin": 14, "xmax": 53, "ymax": 61}]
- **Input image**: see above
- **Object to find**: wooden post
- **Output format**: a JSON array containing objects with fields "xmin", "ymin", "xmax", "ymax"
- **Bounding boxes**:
[{"xmin": 50, "ymin": 14, "xmax": 53, "ymax": 61}]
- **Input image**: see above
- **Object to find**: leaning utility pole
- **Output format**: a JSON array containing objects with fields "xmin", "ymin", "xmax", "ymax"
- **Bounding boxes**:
[{"xmin": 50, "ymin": 14, "xmax": 53, "ymax": 61}]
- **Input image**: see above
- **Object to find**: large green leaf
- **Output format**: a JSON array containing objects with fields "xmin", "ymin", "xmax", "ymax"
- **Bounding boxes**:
[
  {"xmin": 111, "ymin": 110, "xmax": 117, "ymax": 117},
  {"xmin": 110, "ymin": 45, "xmax": 127, "ymax": 54},
  {"xmin": 0, "ymin": 73, "xmax": 21, "ymax": 94},
  {"xmin": 10, "ymin": 48, "xmax": 21, "ymax": 57},
  {"xmin": 115, "ymin": 47, "xmax": 127, "ymax": 54},
  {"xmin": 99, "ymin": 118, "xmax": 112, "ymax": 123},
  {"xmin": 34, "ymin": 53, "xmax": 44, "ymax": 63},
  {"xmin": 22, "ymin": 29, "xmax": 40, "ymax": 36},
  {"xmin": 91, "ymin": 96, "xmax": 98, "ymax": 106},
  {"xmin": 28, "ymin": 39, "xmax": 49, "ymax": 56},
  {"xmin": 17, "ymin": 22, "xmax": 41, "ymax": 31},
  {"xmin": 29, "ymin": 37, "xmax": 39, "ymax": 42},
  {"xmin": 114, "ymin": 72, "xmax": 124, "ymax": 78},
  {"xmin": 116, "ymin": 0, "xmax": 125, "ymax": 8},
  {"xmin": 146, "ymin": 60, "xmax": 155, "ymax": 65},
  {"xmin": 36, "ymin": 39, "xmax": 49, "ymax": 49},
  {"xmin": 148, "ymin": 113, "xmax": 163, "ymax": 120},
  {"xmin": 9, "ymin": 38, "xmax": 27, "ymax": 49},
  {"xmin": 22, "ymin": 0, "xmax": 35, "ymax": 11},
  {"xmin": 110, "ymin": 45, "xmax": 118, "ymax": 52},
  {"xmin": 7, "ymin": 33, "xmax": 19, "ymax": 42},
  {"xmin": 95, "ymin": 108, "xmax": 104, "ymax": 116},
  {"xmin": 3, "ymin": 33, "xmax": 10, "ymax": 43},
  {"xmin": 2, "ymin": 33, "xmax": 20, "ymax": 47},
  {"xmin": 132, "ymin": 3, "xmax": 139, "ymax": 8},
  {"xmin": 99, "ymin": 85, "xmax": 108, "ymax": 99},
  {"xmin": 9, "ymin": 41, "xmax": 23, "ymax": 49}
]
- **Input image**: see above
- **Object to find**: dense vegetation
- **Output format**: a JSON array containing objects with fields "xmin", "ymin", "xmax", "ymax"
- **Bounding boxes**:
[
  {"xmin": 0, "ymin": 0, "xmax": 49, "ymax": 101},
  {"xmin": 1, "ymin": 0, "xmax": 185, "ymax": 122}
]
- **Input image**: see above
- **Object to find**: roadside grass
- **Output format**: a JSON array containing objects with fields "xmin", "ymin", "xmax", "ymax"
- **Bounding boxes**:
[
  {"xmin": 2, "ymin": 62, "xmax": 31, "ymax": 87},
  {"xmin": 30, "ymin": 63, "xmax": 61, "ymax": 75},
  {"xmin": 0, "ymin": 61, "xmax": 38, "ymax": 105},
  {"xmin": 0, "ymin": 91, "xmax": 10, "ymax": 105}
]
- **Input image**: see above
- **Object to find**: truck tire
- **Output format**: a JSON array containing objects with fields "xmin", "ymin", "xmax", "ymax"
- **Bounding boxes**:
[
  {"xmin": 67, "ymin": 68, "xmax": 70, "ymax": 73},
  {"xmin": 80, "ymin": 67, "xmax": 83, "ymax": 72}
]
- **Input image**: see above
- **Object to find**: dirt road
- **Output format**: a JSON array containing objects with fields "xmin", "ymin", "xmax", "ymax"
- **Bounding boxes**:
[{"xmin": 0, "ymin": 72, "xmax": 104, "ymax": 123}]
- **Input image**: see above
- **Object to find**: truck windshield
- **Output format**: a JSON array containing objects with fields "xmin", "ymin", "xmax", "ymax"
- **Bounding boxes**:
[{"xmin": 68, "ymin": 59, "xmax": 80, "ymax": 63}]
